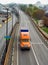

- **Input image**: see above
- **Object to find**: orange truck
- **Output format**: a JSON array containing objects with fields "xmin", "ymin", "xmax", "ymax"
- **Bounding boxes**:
[{"xmin": 19, "ymin": 29, "xmax": 31, "ymax": 50}]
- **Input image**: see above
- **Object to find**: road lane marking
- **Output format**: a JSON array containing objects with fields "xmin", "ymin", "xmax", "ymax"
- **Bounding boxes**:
[
  {"xmin": 31, "ymin": 44, "xmax": 40, "ymax": 65},
  {"xmin": 11, "ymin": 45, "xmax": 14, "ymax": 65}
]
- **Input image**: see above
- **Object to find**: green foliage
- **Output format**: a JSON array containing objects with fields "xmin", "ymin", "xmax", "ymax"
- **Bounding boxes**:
[
  {"xmin": 19, "ymin": 4, "xmax": 45, "ymax": 20},
  {"xmin": 32, "ymin": 9, "xmax": 45, "ymax": 19},
  {"xmin": 34, "ymin": 18, "xmax": 39, "ymax": 24},
  {"xmin": 42, "ymin": 16, "xmax": 48, "ymax": 26},
  {"xmin": 26, "ymin": 7, "xmax": 32, "ymax": 16},
  {"xmin": 32, "ymin": 6, "xmax": 38, "ymax": 11},
  {"xmin": 29, "ymin": 4, "xmax": 33, "ymax": 7},
  {"xmin": 19, "ymin": 4, "xmax": 27, "ymax": 12},
  {"xmin": 42, "ymin": 27, "xmax": 48, "ymax": 34}
]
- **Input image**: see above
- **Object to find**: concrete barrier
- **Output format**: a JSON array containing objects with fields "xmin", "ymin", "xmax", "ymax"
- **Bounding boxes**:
[{"xmin": 4, "ymin": 23, "xmax": 16, "ymax": 65}]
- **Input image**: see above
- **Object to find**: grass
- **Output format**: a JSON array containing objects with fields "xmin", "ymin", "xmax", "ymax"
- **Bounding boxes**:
[
  {"xmin": 41, "ymin": 27, "xmax": 48, "ymax": 34},
  {"xmin": 34, "ymin": 18, "xmax": 39, "ymax": 24},
  {"xmin": 34, "ymin": 18, "xmax": 48, "ymax": 34}
]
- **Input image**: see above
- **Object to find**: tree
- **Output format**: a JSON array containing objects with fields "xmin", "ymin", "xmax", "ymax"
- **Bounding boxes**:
[
  {"xmin": 32, "ymin": 9, "xmax": 45, "ymax": 19},
  {"xmin": 19, "ymin": 4, "xmax": 27, "ymax": 12},
  {"xmin": 43, "ymin": 16, "xmax": 48, "ymax": 26},
  {"xmin": 29, "ymin": 4, "xmax": 33, "ymax": 7},
  {"xmin": 26, "ymin": 6, "xmax": 33, "ymax": 16}
]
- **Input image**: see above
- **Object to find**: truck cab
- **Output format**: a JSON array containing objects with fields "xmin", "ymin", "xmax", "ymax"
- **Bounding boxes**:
[{"xmin": 19, "ymin": 29, "xmax": 31, "ymax": 50}]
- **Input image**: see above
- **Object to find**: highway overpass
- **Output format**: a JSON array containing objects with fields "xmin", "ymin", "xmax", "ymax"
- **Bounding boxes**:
[{"xmin": 0, "ymin": 9, "xmax": 48, "ymax": 65}]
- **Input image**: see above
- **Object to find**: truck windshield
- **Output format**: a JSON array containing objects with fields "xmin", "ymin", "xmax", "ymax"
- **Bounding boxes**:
[{"xmin": 22, "ymin": 39, "xmax": 29, "ymax": 42}]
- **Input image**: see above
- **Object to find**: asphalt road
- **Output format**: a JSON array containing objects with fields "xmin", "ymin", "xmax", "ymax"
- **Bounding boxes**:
[
  {"xmin": 16, "ymin": 10, "xmax": 48, "ymax": 65},
  {"xmin": 16, "ymin": 11, "xmax": 37, "ymax": 65},
  {"xmin": 18, "ymin": 48, "xmax": 37, "ymax": 65},
  {"xmin": 0, "ymin": 14, "xmax": 18, "ymax": 58}
]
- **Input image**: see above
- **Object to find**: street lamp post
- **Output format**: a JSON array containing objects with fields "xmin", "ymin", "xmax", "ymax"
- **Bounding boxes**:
[
  {"xmin": 6, "ymin": 8, "xmax": 9, "ymax": 52},
  {"xmin": 12, "ymin": 11, "xmax": 13, "ymax": 31},
  {"xmin": 5, "ymin": 8, "xmax": 14, "ymax": 52}
]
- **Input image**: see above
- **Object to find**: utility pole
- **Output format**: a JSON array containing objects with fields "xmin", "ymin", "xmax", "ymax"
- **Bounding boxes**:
[
  {"xmin": 6, "ymin": 8, "xmax": 9, "ymax": 52},
  {"xmin": 12, "ymin": 10, "xmax": 13, "ymax": 31}
]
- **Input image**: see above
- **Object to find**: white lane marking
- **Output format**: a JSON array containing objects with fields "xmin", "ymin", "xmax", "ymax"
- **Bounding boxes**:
[
  {"xmin": 11, "ymin": 48, "xmax": 14, "ymax": 65},
  {"xmin": 31, "ymin": 44, "xmax": 40, "ymax": 65}
]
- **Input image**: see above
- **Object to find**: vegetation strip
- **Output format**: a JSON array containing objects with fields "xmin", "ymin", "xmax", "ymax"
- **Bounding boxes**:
[
  {"xmin": 31, "ymin": 18, "xmax": 48, "ymax": 47},
  {"xmin": 41, "ymin": 27, "xmax": 48, "ymax": 34},
  {"xmin": 34, "ymin": 19, "xmax": 48, "ymax": 40}
]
